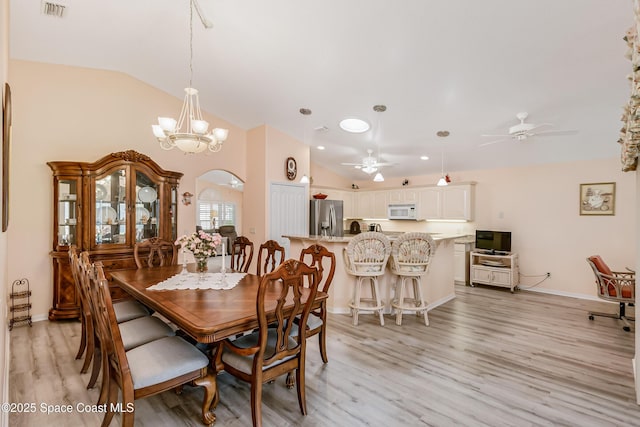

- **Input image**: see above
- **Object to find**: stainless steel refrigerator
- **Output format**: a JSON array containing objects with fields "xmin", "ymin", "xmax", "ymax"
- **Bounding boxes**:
[{"xmin": 309, "ymin": 199, "xmax": 344, "ymax": 237}]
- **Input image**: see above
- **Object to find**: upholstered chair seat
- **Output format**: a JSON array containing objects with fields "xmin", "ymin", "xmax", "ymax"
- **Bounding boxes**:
[
  {"xmin": 119, "ymin": 315, "xmax": 175, "ymax": 351},
  {"xmin": 113, "ymin": 299, "xmax": 150, "ymax": 323},
  {"xmin": 125, "ymin": 336, "xmax": 210, "ymax": 389}
]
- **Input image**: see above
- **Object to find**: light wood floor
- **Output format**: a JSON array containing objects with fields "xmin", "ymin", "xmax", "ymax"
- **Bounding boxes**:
[{"xmin": 9, "ymin": 284, "xmax": 638, "ymax": 426}]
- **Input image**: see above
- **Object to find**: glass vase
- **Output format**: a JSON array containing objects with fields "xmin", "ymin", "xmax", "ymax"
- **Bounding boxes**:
[{"xmin": 195, "ymin": 256, "xmax": 208, "ymax": 279}]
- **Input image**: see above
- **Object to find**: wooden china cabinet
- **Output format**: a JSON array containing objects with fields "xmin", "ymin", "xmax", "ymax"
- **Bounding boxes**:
[{"xmin": 48, "ymin": 150, "xmax": 183, "ymax": 320}]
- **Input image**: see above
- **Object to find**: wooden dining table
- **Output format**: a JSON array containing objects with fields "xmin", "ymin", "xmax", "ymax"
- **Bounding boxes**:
[
  {"xmin": 110, "ymin": 264, "xmax": 327, "ymax": 425},
  {"xmin": 110, "ymin": 265, "xmax": 328, "ymax": 344}
]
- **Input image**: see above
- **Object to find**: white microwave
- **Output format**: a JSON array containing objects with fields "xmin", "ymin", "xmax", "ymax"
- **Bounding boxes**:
[{"xmin": 388, "ymin": 203, "xmax": 418, "ymax": 220}]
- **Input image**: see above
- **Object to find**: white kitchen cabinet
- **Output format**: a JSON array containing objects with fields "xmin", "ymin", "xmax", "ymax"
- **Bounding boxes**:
[
  {"xmin": 354, "ymin": 191, "xmax": 371, "ymax": 218},
  {"xmin": 442, "ymin": 185, "xmax": 474, "ymax": 220},
  {"xmin": 388, "ymin": 189, "xmax": 418, "ymax": 204},
  {"xmin": 454, "ymin": 241, "xmax": 474, "ymax": 285},
  {"xmin": 310, "ymin": 182, "xmax": 473, "ymax": 221},
  {"xmin": 341, "ymin": 191, "xmax": 354, "ymax": 218},
  {"xmin": 417, "ymin": 187, "xmax": 441, "ymax": 219},
  {"xmin": 418, "ymin": 183, "xmax": 475, "ymax": 221},
  {"xmin": 470, "ymin": 251, "xmax": 519, "ymax": 292},
  {"xmin": 372, "ymin": 191, "xmax": 388, "ymax": 218},
  {"xmin": 354, "ymin": 190, "xmax": 388, "ymax": 219}
]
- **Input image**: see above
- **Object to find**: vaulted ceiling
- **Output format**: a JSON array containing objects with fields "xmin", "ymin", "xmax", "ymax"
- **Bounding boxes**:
[{"xmin": 9, "ymin": 0, "xmax": 633, "ymax": 180}]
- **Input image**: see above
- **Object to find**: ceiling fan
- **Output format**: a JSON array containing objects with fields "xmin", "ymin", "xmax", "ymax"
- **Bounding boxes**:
[
  {"xmin": 341, "ymin": 149, "xmax": 392, "ymax": 174},
  {"xmin": 222, "ymin": 176, "xmax": 242, "ymax": 189},
  {"xmin": 480, "ymin": 112, "xmax": 578, "ymax": 147}
]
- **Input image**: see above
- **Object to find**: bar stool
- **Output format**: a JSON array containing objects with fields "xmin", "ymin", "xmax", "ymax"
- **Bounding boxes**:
[
  {"xmin": 389, "ymin": 232, "xmax": 435, "ymax": 326},
  {"xmin": 343, "ymin": 232, "xmax": 391, "ymax": 326}
]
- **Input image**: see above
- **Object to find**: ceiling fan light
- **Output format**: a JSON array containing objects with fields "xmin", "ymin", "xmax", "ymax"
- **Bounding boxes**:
[
  {"xmin": 437, "ymin": 176, "xmax": 448, "ymax": 186},
  {"xmin": 300, "ymin": 174, "xmax": 310, "ymax": 184},
  {"xmin": 362, "ymin": 166, "xmax": 377, "ymax": 174},
  {"xmin": 373, "ymin": 172, "xmax": 384, "ymax": 182}
]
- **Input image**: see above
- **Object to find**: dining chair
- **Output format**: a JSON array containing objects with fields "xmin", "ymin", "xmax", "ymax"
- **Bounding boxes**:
[
  {"xmin": 256, "ymin": 239, "xmax": 285, "ymax": 276},
  {"xmin": 388, "ymin": 232, "xmax": 435, "ymax": 326},
  {"xmin": 296, "ymin": 243, "xmax": 336, "ymax": 363},
  {"xmin": 343, "ymin": 232, "xmax": 391, "ymax": 326},
  {"xmin": 214, "ymin": 259, "xmax": 319, "ymax": 427},
  {"xmin": 69, "ymin": 246, "xmax": 93, "ymax": 373},
  {"xmin": 90, "ymin": 262, "xmax": 217, "ymax": 427},
  {"xmin": 586, "ymin": 255, "xmax": 635, "ymax": 331},
  {"xmin": 74, "ymin": 249, "xmax": 154, "ymax": 386},
  {"xmin": 78, "ymin": 254, "xmax": 175, "ymax": 395},
  {"xmin": 133, "ymin": 237, "xmax": 178, "ymax": 268},
  {"xmin": 231, "ymin": 236, "xmax": 254, "ymax": 273}
]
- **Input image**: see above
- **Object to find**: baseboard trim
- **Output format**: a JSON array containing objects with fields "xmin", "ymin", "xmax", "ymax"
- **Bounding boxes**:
[{"xmin": 520, "ymin": 286, "xmax": 603, "ymax": 302}]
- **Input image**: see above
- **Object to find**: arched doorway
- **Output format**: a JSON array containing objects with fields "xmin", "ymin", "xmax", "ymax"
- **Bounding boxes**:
[{"xmin": 195, "ymin": 170, "xmax": 244, "ymax": 234}]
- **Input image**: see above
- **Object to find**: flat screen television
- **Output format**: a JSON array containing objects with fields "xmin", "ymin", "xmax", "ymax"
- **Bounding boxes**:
[{"xmin": 475, "ymin": 230, "xmax": 511, "ymax": 254}]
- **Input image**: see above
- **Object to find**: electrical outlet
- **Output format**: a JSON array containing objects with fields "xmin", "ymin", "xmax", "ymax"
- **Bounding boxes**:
[{"xmin": 546, "ymin": 272, "xmax": 551, "ymax": 278}]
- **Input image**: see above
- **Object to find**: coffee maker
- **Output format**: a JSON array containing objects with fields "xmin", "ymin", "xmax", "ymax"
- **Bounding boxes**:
[{"xmin": 368, "ymin": 223, "xmax": 382, "ymax": 232}]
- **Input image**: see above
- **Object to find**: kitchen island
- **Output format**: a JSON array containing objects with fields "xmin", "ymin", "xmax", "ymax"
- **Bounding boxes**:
[{"xmin": 285, "ymin": 233, "xmax": 462, "ymax": 317}]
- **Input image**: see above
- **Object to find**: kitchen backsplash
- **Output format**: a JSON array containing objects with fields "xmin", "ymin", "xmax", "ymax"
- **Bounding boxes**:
[{"xmin": 345, "ymin": 219, "xmax": 475, "ymax": 236}]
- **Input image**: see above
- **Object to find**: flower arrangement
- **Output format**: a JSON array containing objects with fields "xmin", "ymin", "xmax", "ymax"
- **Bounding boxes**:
[{"xmin": 175, "ymin": 230, "xmax": 223, "ymax": 259}]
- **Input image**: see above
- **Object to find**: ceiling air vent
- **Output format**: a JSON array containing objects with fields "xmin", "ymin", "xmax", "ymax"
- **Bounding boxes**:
[{"xmin": 41, "ymin": 1, "xmax": 66, "ymax": 17}]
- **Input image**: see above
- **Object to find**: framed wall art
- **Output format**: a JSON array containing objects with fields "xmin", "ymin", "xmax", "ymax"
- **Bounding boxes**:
[
  {"xmin": 579, "ymin": 182, "xmax": 615, "ymax": 216},
  {"xmin": 2, "ymin": 83, "xmax": 11, "ymax": 232}
]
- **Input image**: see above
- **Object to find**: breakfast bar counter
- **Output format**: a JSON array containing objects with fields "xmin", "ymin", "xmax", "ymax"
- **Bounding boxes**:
[{"xmin": 285, "ymin": 234, "xmax": 462, "ymax": 315}]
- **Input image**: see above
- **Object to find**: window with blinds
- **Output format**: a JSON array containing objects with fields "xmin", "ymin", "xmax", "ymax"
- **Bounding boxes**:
[{"xmin": 197, "ymin": 201, "xmax": 236, "ymax": 229}]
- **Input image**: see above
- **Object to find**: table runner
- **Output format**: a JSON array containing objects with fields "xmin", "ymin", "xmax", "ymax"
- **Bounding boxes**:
[{"xmin": 147, "ymin": 272, "xmax": 246, "ymax": 290}]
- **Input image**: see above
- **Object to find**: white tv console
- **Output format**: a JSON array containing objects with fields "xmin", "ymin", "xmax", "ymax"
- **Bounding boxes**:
[{"xmin": 470, "ymin": 251, "xmax": 519, "ymax": 292}]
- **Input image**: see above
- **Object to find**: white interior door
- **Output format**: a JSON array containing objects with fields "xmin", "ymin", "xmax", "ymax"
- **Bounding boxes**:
[{"xmin": 269, "ymin": 182, "xmax": 308, "ymax": 257}]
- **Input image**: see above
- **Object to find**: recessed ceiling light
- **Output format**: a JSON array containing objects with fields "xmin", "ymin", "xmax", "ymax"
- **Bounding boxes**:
[
  {"xmin": 420, "ymin": 155, "xmax": 429, "ymax": 160},
  {"xmin": 339, "ymin": 118, "xmax": 370, "ymax": 133},
  {"xmin": 317, "ymin": 146, "xmax": 325, "ymax": 150}
]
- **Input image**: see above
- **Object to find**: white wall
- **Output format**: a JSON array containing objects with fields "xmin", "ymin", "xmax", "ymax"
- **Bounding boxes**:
[{"xmin": 1, "ymin": 0, "xmax": 10, "ymax": 424}]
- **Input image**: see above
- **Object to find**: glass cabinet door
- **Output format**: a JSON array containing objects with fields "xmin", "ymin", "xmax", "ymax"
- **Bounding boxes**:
[
  {"xmin": 135, "ymin": 170, "xmax": 159, "ymax": 243},
  {"xmin": 170, "ymin": 185, "xmax": 178, "ymax": 240},
  {"xmin": 56, "ymin": 178, "xmax": 79, "ymax": 248},
  {"xmin": 95, "ymin": 168, "xmax": 127, "ymax": 246}
]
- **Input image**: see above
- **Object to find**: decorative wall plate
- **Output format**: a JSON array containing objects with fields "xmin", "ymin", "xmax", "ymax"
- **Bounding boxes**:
[
  {"xmin": 286, "ymin": 157, "xmax": 297, "ymax": 180},
  {"xmin": 136, "ymin": 206, "xmax": 150, "ymax": 224},
  {"xmin": 138, "ymin": 186, "xmax": 158, "ymax": 203},
  {"xmin": 97, "ymin": 206, "xmax": 117, "ymax": 224}
]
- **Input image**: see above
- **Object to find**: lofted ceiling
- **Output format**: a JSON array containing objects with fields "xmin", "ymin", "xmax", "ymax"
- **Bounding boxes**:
[{"xmin": 9, "ymin": 0, "xmax": 634, "ymax": 182}]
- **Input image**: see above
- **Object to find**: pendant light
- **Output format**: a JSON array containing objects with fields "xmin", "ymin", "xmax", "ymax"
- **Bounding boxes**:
[
  {"xmin": 299, "ymin": 108, "xmax": 312, "ymax": 184},
  {"xmin": 436, "ymin": 130, "xmax": 449, "ymax": 186},
  {"xmin": 372, "ymin": 105, "xmax": 386, "ymax": 182}
]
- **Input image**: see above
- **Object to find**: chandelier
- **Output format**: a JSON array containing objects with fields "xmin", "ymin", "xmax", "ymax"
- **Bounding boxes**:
[{"xmin": 151, "ymin": 0, "xmax": 229, "ymax": 153}]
